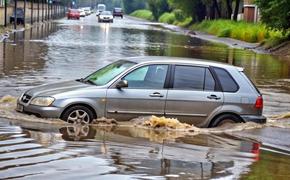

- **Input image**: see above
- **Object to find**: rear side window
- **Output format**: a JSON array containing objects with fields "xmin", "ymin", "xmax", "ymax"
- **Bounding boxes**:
[
  {"xmin": 213, "ymin": 67, "xmax": 239, "ymax": 92},
  {"xmin": 204, "ymin": 69, "xmax": 215, "ymax": 91},
  {"xmin": 173, "ymin": 66, "xmax": 216, "ymax": 91}
]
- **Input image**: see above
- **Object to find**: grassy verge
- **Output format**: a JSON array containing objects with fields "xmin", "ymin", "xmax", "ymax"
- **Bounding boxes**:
[
  {"xmin": 190, "ymin": 19, "xmax": 290, "ymax": 48},
  {"xmin": 130, "ymin": 9, "xmax": 154, "ymax": 21},
  {"xmin": 158, "ymin": 10, "xmax": 192, "ymax": 27}
]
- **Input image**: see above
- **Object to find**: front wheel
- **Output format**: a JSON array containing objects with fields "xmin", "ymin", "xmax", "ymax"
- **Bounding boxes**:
[
  {"xmin": 210, "ymin": 114, "xmax": 242, "ymax": 127},
  {"xmin": 61, "ymin": 105, "xmax": 95, "ymax": 124}
]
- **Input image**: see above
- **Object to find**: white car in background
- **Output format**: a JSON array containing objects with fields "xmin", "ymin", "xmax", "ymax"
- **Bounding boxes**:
[
  {"xmin": 83, "ymin": 7, "xmax": 91, "ymax": 16},
  {"xmin": 98, "ymin": 11, "xmax": 113, "ymax": 23},
  {"xmin": 79, "ymin": 9, "xmax": 86, "ymax": 17}
]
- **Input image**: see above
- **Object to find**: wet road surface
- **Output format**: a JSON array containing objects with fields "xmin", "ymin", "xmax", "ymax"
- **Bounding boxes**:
[{"xmin": 0, "ymin": 15, "xmax": 290, "ymax": 179}]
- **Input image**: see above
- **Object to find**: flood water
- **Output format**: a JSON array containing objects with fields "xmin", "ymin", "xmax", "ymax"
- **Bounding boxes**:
[{"xmin": 0, "ymin": 15, "xmax": 290, "ymax": 179}]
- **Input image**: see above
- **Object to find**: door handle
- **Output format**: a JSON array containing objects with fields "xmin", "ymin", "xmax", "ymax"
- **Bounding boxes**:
[
  {"xmin": 149, "ymin": 92, "xmax": 164, "ymax": 97},
  {"xmin": 207, "ymin": 95, "xmax": 221, "ymax": 100}
]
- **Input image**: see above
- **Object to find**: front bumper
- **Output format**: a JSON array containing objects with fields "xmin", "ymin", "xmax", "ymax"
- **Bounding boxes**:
[
  {"xmin": 241, "ymin": 115, "xmax": 267, "ymax": 124},
  {"xmin": 17, "ymin": 102, "xmax": 63, "ymax": 119}
]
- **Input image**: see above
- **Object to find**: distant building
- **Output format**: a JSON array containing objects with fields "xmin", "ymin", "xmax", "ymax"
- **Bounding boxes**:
[{"xmin": 243, "ymin": 0, "xmax": 259, "ymax": 23}]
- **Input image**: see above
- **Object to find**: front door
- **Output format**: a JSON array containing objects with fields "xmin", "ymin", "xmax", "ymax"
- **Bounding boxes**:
[
  {"xmin": 106, "ymin": 64, "xmax": 169, "ymax": 121},
  {"xmin": 165, "ymin": 65, "xmax": 224, "ymax": 126}
]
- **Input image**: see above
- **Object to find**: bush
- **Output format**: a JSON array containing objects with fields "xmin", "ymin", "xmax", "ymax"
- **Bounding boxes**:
[
  {"xmin": 130, "ymin": 9, "xmax": 154, "ymax": 21},
  {"xmin": 159, "ymin": 12, "xmax": 176, "ymax": 24},
  {"xmin": 191, "ymin": 20, "xmax": 285, "ymax": 43},
  {"xmin": 174, "ymin": 17, "xmax": 192, "ymax": 27}
]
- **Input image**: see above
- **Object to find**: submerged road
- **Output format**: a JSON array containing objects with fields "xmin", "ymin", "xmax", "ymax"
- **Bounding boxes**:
[{"xmin": 0, "ymin": 14, "xmax": 290, "ymax": 179}]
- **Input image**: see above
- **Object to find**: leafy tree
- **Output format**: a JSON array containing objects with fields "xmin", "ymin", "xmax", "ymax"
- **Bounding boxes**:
[
  {"xmin": 122, "ymin": 0, "xmax": 147, "ymax": 14},
  {"xmin": 255, "ymin": 0, "xmax": 290, "ymax": 31},
  {"xmin": 168, "ymin": 0, "xmax": 206, "ymax": 22},
  {"xmin": 148, "ymin": 0, "xmax": 169, "ymax": 20}
]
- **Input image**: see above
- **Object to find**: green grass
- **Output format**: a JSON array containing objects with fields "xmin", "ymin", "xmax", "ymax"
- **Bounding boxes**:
[
  {"xmin": 130, "ymin": 9, "xmax": 154, "ymax": 21},
  {"xmin": 158, "ymin": 11, "xmax": 192, "ymax": 27},
  {"xmin": 190, "ymin": 19, "xmax": 287, "ymax": 44},
  {"xmin": 159, "ymin": 12, "xmax": 176, "ymax": 24}
]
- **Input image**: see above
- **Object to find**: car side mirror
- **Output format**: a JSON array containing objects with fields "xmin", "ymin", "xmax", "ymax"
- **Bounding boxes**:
[{"xmin": 116, "ymin": 80, "xmax": 128, "ymax": 89}]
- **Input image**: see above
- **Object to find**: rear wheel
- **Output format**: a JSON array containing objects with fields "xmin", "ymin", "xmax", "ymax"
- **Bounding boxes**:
[
  {"xmin": 210, "ymin": 114, "xmax": 242, "ymax": 127},
  {"xmin": 61, "ymin": 105, "xmax": 94, "ymax": 124}
]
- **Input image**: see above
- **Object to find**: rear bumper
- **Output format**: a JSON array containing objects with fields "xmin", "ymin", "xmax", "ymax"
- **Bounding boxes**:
[{"xmin": 241, "ymin": 115, "xmax": 267, "ymax": 124}]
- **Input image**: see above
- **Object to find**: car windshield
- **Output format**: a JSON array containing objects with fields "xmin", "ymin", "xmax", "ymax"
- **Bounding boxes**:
[
  {"xmin": 101, "ymin": 11, "xmax": 111, "ymax": 15},
  {"xmin": 84, "ymin": 60, "xmax": 136, "ymax": 86},
  {"xmin": 70, "ymin": 9, "xmax": 79, "ymax": 13},
  {"xmin": 114, "ymin": 8, "xmax": 122, "ymax": 12}
]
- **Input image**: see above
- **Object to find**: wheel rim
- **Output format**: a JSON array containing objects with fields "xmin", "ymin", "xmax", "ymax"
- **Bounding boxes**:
[
  {"xmin": 67, "ymin": 110, "xmax": 90, "ymax": 124},
  {"xmin": 218, "ymin": 119, "xmax": 235, "ymax": 127}
]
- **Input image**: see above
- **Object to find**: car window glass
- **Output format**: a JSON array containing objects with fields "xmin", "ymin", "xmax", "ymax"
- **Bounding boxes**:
[
  {"xmin": 123, "ymin": 65, "xmax": 168, "ymax": 89},
  {"xmin": 214, "ymin": 67, "xmax": 238, "ymax": 92},
  {"xmin": 173, "ymin": 66, "xmax": 205, "ymax": 90},
  {"xmin": 85, "ymin": 60, "xmax": 136, "ymax": 86},
  {"xmin": 204, "ymin": 69, "xmax": 215, "ymax": 91}
]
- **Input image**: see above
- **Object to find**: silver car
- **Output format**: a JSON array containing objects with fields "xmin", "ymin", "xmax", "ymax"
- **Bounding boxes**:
[{"xmin": 16, "ymin": 56, "xmax": 266, "ymax": 127}]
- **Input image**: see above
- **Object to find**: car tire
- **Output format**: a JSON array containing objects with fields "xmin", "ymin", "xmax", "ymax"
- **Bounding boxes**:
[
  {"xmin": 61, "ymin": 105, "xmax": 95, "ymax": 124},
  {"xmin": 210, "ymin": 114, "xmax": 242, "ymax": 127}
]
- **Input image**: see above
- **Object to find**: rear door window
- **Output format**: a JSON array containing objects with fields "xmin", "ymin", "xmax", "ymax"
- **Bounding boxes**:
[
  {"xmin": 173, "ymin": 66, "xmax": 205, "ymax": 90},
  {"xmin": 213, "ymin": 67, "xmax": 239, "ymax": 92},
  {"xmin": 173, "ymin": 66, "xmax": 216, "ymax": 91}
]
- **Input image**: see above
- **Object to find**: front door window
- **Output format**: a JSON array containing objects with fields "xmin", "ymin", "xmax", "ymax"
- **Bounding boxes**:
[{"xmin": 123, "ymin": 64, "xmax": 168, "ymax": 89}]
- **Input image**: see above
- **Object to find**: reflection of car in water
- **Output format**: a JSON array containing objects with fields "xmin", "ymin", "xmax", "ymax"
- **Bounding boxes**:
[
  {"xmin": 96, "ymin": 4, "xmax": 106, "ymax": 16},
  {"xmin": 59, "ymin": 125, "xmax": 96, "ymax": 141},
  {"xmin": 67, "ymin": 9, "xmax": 80, "ymax": 20},
  {"xmin": 10, "ymin": 8, "xmax": 24, "ymax": 24},
  {"xmin": 98, "ymin": 11, "xmax": 113, "ymax": 23},
  {"xmin": 16, "ymin": 56, "xmax": 266, "ymax": 127},
  {"xmin": 113, "ymin": 8, "xmax": 123, "ymax": 18}
]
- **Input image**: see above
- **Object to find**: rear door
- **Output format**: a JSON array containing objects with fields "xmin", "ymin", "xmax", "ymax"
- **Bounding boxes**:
[
  {"xmin": 106, "ymin": 64, "xmax": 169, "ymax": 121},
  {"xmin": 165, "ymin": 65, "xmax": 224, "ymax": 126}
]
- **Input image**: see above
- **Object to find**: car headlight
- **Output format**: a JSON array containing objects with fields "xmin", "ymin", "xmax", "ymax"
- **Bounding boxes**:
[{"xmin": 30, "ymin": 97, "xmax": 55, "ymax": 106}]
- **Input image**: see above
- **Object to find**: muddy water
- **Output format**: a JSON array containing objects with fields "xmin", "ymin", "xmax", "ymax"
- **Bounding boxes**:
[
  {"xmin": 0, "ymin": 117, "xmax": 289, "ymax": 179},
  {"xmin": 0, "ymin": 15, "xmax": 290, "ymax": 179}
]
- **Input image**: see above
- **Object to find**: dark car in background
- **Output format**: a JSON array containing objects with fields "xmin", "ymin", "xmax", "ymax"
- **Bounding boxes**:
[
  {"xmin": 67, "ymin": 9, "xmax": 80, "ymax": 20},
  {"xmin": 10, "ymin": 8, "xmax": 24, "ymax": 24},
  {"xmin": 113, "ymin": 8, "xmax": 123, "ymax": 18}
]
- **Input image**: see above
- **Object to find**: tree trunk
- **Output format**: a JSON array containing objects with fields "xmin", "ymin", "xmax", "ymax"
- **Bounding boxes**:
[
  {"xmin": 226, "ymin": 0, "xmax": 232, "ymax": 19},
  {"xmin": 233, "ymin": 0, "xmax": 241, "ymax": 21},
  {"xmin": 213, "ymin": 0, "xmax": 221, "ymax": 18}
]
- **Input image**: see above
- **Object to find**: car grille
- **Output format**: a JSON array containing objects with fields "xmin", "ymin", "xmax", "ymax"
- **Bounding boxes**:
[{"xmin": 21, "ymin": 94, "xmax": 32, "ymax": 103}]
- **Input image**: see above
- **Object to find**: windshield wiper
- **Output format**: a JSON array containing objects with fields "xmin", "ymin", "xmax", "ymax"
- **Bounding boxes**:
[
  {"xmin": 76, "ymin": 78, "xmax": 96, "ymax": 85},
  {"xmin": 85, "ymin": 79, "xmax": 96, "ymax": 85}
]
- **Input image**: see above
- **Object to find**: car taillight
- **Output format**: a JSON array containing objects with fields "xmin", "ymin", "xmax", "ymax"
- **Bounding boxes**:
[{"xmin": 255, "ymin": 96, "xmax": 263, "ymax": 109}]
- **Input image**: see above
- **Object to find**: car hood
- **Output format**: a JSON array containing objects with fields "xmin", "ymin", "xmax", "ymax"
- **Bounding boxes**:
[
  {"xmin": 25, "ymin": 80, "xmax": 92, "ymax": 97},
  {"xmin": 100, "ymin": 15, "xmax": 112, "ymax": 18}
]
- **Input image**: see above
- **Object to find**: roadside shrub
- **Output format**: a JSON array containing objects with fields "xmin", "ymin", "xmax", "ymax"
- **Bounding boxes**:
[
  {"xmin": 174, "ymin": 17, "xmax": 192, "ymax": 27},
  {"xmin": 218, "ymin": 28, "xmax": 231, "ymax": 37},
  {"xmin": 191, "ymin": 19, "xmax": 286, "ymax": 44},
  {"xmin": 159, "ymin": 12, "xmax": 176, "ymax": 24},
  {"xmin": 130, "ymin": 9, "xmax": 154, "ymax": 21}
]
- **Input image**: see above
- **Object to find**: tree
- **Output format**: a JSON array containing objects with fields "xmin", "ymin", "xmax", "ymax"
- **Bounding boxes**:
[
  {"xmin": 168, "ymin": 0, "xmax": 206, "ymax": 22},
  {"xmin": 122, "ymin": 0, "xmax": 147, "ymax": 14},
  {"xmin": 148, "ymin": 0, "xmax": 169, "ymax": 20},
  {"xmin": 255, "ymin": 0, "xmax": 290, "ymax": 31}
]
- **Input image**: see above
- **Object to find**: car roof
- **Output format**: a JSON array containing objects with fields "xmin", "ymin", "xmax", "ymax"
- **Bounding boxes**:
[{"xmin": 123, "ymin": 56, "xmax": 244, "ymax": 71}]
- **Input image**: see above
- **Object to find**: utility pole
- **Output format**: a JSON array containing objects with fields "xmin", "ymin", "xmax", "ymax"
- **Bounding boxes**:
[
  {"xmin": 37, "ymin": 0, "xmax": 40, "ymax": 22},
  {"xmin": 31, "ymin": 0, "xmax": 34, "ymax": 25},
  {"xmin": 14, "ymin": 0, "xmax": 17, "ymax": 30},
  {"xmin": 42, "ymin": 0, "xmax": 44, "ymax": 22},
  {"xmin": 23, "ymin": 0, "xmax": 27, "ymax": 27},
  {"xmin": 4, "ymin": 0, "xmax": 7, "ymax": 27}
]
